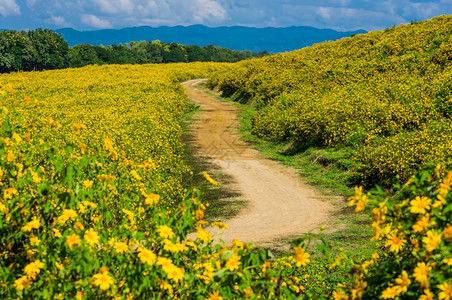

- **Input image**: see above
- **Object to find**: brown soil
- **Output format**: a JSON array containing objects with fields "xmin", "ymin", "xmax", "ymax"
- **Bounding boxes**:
[{"xmin": 183, "ymin": 79, "xmax": 334, "ymax": 246}]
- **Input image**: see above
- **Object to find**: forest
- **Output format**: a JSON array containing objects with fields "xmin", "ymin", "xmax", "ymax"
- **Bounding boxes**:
[{"xmin": 0, "ymin": 29, "xmax": 267, "ymax": 73}]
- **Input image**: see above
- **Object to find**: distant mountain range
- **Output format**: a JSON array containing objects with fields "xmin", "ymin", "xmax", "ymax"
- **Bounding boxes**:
[{"xmin": 55, "ymin": 25, "xmax": 366, "ymax": 53}]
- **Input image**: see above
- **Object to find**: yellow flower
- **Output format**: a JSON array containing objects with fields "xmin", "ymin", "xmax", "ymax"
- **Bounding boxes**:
[
  {"xmin": 144, "ymin": 193, "xmax": 160, "ymax": 205},
  {"xmin": 84, "ymin": 228, "xmax": 100, "ymax": 246},
  {"xmin": 157, "ymin": 257, "xmax": 174, "ymax": 269},
  {"xmin": 163, "ymin": 239, "xmax": 188, "ymax": 253},
  {"xmin": 413, "ymin": 216, "xmax": 430, "ymax": 233},
  {"xmin": 24, "ymin": 260, "xmax": 45, "ymax": 279},
  {"xmin": 202, "ymin": 171, "xmax": 218, "ymax": 185},
  {"xmin": 294, "ymin": 247, "xmax": 310, "ymax": 267},
  {"xmin": 76, "ymin": 291, "xmax": 84, "ymax": 300},
  {"xmin": 211, "ymin": 221, "xmax": 228, "ymax": 230},
  {"xmin": 82, "ymin": 200, "xmax": 97, "ymax": 209},
  {"xmin": 410, "ymin": 196, "xmax": 431, "ymax": 214},
  {"xmin": 72, "ymin": 123, "xmax": 86, "ymax": 133},
  {"xmin": 355, "ymin": 195, "xmax": 368, "ymax": 212},
  {"xmin": 348, "ymin": 186, "xmax": 363, "ymax": 207},
  {"xmin": 332, "ymin": 290, "xmax": 349, "ymax": 300},
  {"xmin": 419, "ymin": 289, "xmax": 434, "ymax": 300},
  {"xmin": 438, "ymin": 282, "xmax": 452, "ymax": 300},
  {"xmin": 92, "ymin": 271, "xmax": 114, "ymax": 290},
  {"xmin": 165, "ymin": 265, "xmax": 185, "ymax": 282},
  {"xmin": 381, "ymin": 286, "xmax": 400, "ymax": 299},
  {"xmin": 394, "ymin": 270, "xmax": 411, "ymax": 294},
  {"xmin": 422, "ymin": 230, "xmax": 442, "ymax": 252},
  {"xmin": 196, "ymin": 227, "xmax": 211, "ymax": 243},
  {"xmin": 385, "ymin": 232, "xmax": 406, "ymax": 253},
  {"xmin": 57, "ymin": 209, "xmax": 78, "ymax": 225},
  {"xmin": 30, "ymin": 235, "xmax": 40, "ymax": 246},
  {"xmin": 22, "ymin": 217, "xmax": 42, "ymax": 232},
  {"xmin": 225, "ymin": 253, "xmax": 241, "ymax": 271},
  {"xmin": 53, "ymin": 228, "xmax": 62, "ymax": 238},
  {"xmin": 351, "ymin": 279, "xmax": 367, "ymax": 299},
  {"xmin": 104, "ymin": 138, "xmax": 114, "ymax": 151},
  {"xmin": 206, "ymin": 291, "xmax": 223, "ymax": 300},
  {"xmin": 83, "ymin": 180, "xmax": 93, "ymax": 189},
  {"xmin": 66, "ymin": 234, "xmax": 81, "ymax": 249},
  {"xmin": 7, "ymin": 151, "xmax": 15, "ymax": 162},
  {"xmin": 232, "ymin": 239, "xmax": 244, "ymax": 249},
  {"xmin": 14, "ymin": 276, "xmax": 32, "ymax": 291},
  {"xmin": 130, "ymin": 170, "xmax": 142, "ymax": 180},
  {"xmin": 114, "ymin": 242, "xmax": 129, "ymax": 254},
  {"xmin": 4, "ymin": 187, "xmax": 18, "ymax": 200},
  {"xmin": 195, "ymin": 209, "xmax": 204, "ymax": 220},
  {"xmin": 0, "ymin": 202, "xmax": 9, "ymax": 215},
  {"xmin": 137, "ymin": 247, "xmax": 156, "ymax": 266},
  {"xmin": 443, "ymin": 224, "xmax": 452, "ymax": 240},
  {"xmin": 12, "ymin": 132, "xmax": 22, "ymax": 143},
  {"xmin": 413, "ymin": 262, "xmax": 430, "ymax": 287},
  {"xmin": 157, "ymin": 225, "xmax": 175, "ymax": 239}
]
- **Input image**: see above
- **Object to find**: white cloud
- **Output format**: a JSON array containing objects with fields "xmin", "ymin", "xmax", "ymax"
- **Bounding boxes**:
[
  {"xmin": 0, "ymin": 0, "xmax": 20, "ymax": 17},
  {"xmin": 92, "ymin": 0, "xmax": 135, "ymax": 15},
  {"xmin": 317, "ymin": 7, "xmax": 331, "ymax": 20},
  {"xmin": 48, "ymin": 15, "xmax": 70, "ymax": 27},
  {"xmin": 81, "ymin": 14, "xmax": 112, "ymax": 28},
  {"xmin": 192, "ymin": 0, "xmax": 228, "ymax": 23}
]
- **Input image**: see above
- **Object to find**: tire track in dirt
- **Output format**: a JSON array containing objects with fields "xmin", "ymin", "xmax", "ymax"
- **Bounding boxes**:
[{"xmin": 183, "ymin": 79, "xmax": 334, "ymax": 245}]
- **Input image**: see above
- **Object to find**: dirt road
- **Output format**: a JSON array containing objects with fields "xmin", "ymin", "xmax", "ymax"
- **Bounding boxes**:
[{"xmin": 183, "ymin": 79, "xmax": 333, "ymax": 245}]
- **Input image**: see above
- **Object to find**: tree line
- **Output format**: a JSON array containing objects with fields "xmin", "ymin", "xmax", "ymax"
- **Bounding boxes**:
[{"xmin": 0, "ymin": 29, "xmax": 268, "ymax": 73}]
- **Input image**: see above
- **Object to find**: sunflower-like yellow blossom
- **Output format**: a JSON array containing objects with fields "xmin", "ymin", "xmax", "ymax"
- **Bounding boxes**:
[
  {"xmin": 196, "ymin": 227, "xmax": 211, "ymax": 243},
  {"xmin": 66, "ymin": 234, "xmax": 81, "ymax": 249},
  {"xmin": 225, "ymin": 253, "xmax": 241, "ymax": 271},
  {"xmin": 157, "ymin": 225, "xmax": 174, "ymax": 239},
  {"xmin": 144, "ymin": 193, "xmax": 160, "ymax": 205},
  {"xmin": 92, "ymin": 271, "xmax": 114, "ymax": 290},
  {"xmin": 385, "ymin": 232, "xmax": 406, "ymax": 253},
  {"xmin": 57, "ymin": 209, "xmax": 78, "ymax": 225},
  {"xmin": 137, "ymin": 247, "xmax": 156, "ymax": 266},
  {"xmin": 84, "ymin": 228, "xmax": 100, "ymax": 246},
  {"xmin": 14, "ymin": 276, "xmax": 32, "ymax": 291},
  {"xmin": 24, "ymin": 260, "xmax": 45, "ymax": 279},
  {"xmin": 422, "ymin": 231, "xmax": 442, "ymax": 252},
  {"xmin": 394, "ymin": 270, "xmax": 411, "ymax": 294},
  {"xmin": 413, "ymin": 262, "xmax": 431, "ymax": 287},
  {"xmin": 419, "ymin": 289, "xmax": 434, "ymax": 300},
  {"xmin": 22, "ymin": 216, "xmax": 42, "ymax": 232},
  {"xmin": 438, "ymin": 282, "xmax": 452, "ymax": 300},
  {"xmin": 4, "ymin": 187, "xmax": 18, "ymax": 200},
  {"xmin": 114, "ymin": 242, "xmax": 129, "ymax": 254},
  {"xmin": 294, "ymin": 247, "xmax": 310, "ymax": 267},
  {"xmin": 410, "ymin": 196, "xmax": 431, "ymax": 214}
]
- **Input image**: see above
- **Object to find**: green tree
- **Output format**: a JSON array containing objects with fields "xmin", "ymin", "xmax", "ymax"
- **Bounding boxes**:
[
  {"xmin": 163, "ymin": 42, "xmax": 188, "ymax": 63},
  {"xmin": 69, "ymin": 44, "xmax": 100, "ymax": 67},
  {"xmin": 27, "ymin": 28, "xmax": 69, "ymax": 70}
]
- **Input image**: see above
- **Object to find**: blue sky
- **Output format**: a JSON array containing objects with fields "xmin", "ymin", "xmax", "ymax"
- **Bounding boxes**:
[{"xmin": 1, "ymin": 0, "xmax": 451, "ymax": 31}]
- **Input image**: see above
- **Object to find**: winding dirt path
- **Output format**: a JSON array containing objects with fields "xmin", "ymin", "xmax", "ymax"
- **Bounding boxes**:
[{"xmin": 183, "ymin": 79, "xmax": 334, "ymax": 245}]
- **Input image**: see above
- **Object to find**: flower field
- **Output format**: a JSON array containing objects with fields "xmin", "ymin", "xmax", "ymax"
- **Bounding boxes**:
[
  {"xmin": 208, "ymin": 15, "xmax": 452, "ymax": 186},
  {"xmin": 1, "ymin": 16, "xmax": 451, "ymax": 299},
  {"xmin": 0, "ymin": 63, "xmax": 291, "ymax": 298}
]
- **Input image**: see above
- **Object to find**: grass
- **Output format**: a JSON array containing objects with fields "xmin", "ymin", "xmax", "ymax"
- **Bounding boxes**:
[{"xmin": 195, "ymin": 82, "xmax": 377, "ymax": 261}]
